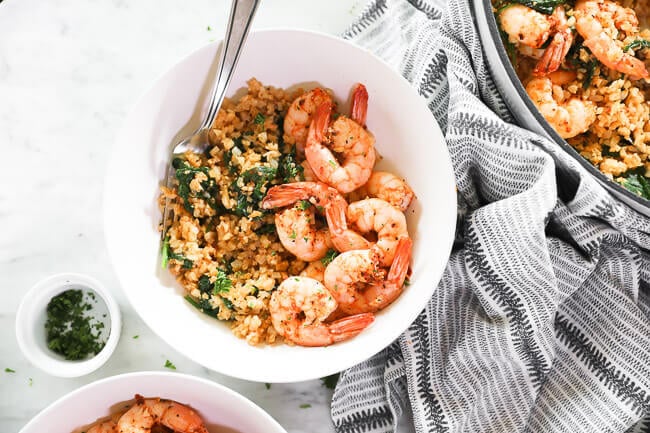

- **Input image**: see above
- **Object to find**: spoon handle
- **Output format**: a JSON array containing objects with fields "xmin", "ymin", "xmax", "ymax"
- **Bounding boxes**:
[{"xmin": 200, "ymin": 0, "xmax": 261, "ymax": 131}]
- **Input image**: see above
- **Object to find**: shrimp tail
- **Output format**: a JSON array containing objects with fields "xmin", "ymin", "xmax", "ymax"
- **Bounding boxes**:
[
  {"xmin": 313, "ymin": 101, "xmax": 332, "ymax": 142},
  {"xmin": 350, "ymin": 83, "xmax": 368, "ymax": 127},
  {"xmin": 386, "ymin": 237, "xmax": 413, "ymax": 285},
  {"xmin": 534, "ymin": 29, "xmax": 572, "ymax": 76},
  {"xmin": 329, "ymin": 312, "xmax": 374, "ymax": 342},
  {"xmin": 261, "ymin": 184, "xmax": 307, "ymax": 209}
]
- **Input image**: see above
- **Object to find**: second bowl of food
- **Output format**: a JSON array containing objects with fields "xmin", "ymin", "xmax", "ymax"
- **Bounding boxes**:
[
  {"xmin": 475, "ymin": 0, "xmax": 650, "ymax": 215},
  {"xmin": 104, "ymin": 29, "xmax": 456, "ymax": 383}
]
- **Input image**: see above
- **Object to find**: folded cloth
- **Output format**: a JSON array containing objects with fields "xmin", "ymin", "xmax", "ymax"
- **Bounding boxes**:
[{"xmin": 331, "ymin": 1, "xmax": 650, "ymax": 432}]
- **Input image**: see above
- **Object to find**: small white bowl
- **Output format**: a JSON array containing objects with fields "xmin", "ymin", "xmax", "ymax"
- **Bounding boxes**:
[{"xmin": 15, "ymin": 273, "xmax": 122, "ymax": 377}]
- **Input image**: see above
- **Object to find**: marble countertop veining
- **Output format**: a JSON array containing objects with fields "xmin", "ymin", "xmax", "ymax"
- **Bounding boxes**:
[{"xmin": 0, "ymin": 0, "xmax": 364, "ymax": 431}]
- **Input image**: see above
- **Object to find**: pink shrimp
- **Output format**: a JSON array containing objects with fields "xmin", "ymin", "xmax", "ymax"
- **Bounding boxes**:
[{"xmin": 324, "ymin": 237, "xmax": 413, "ymax": 314}]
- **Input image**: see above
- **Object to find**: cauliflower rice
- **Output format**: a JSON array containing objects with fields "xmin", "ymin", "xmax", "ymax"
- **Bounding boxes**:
[{"xmin": 159, "ymin": 79, "xmax": 309, "ymax": 345}]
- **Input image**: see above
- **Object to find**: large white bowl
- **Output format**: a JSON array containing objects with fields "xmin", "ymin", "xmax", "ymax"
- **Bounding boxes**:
[
  {"xmin": 18, "ymin": 371, "xmax": 287, "ymax": 433},
  {"xmin": 104, "ymin": 29, "xmax": 456, "ymax": 383}
]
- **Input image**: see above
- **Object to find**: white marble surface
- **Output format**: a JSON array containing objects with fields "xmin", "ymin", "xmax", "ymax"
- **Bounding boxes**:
[{"xmin": 0, "ymin": 0, "xmax": 365, "ymax": 431}]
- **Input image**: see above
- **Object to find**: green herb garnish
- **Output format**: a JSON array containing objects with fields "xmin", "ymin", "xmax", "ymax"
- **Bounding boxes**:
[
  {"xmin": 321, "ymin": 249, "xmax": 339, "ymax": 266},
  {"xmin": 45, "ymin": 289, "xmax": 107, "ymax": 360},
  {"xmin": 213, "ymin": 269, "xmax": 232, "ymax": 294},
  {"xmin": 164, "ymin": 360, "xmax": 176, "ymax": 370},
  {"xmin": 5, "ymin": 368, "xmax": 15, "ymax": 373},
  {"xmin": 254, "ymin": 113, "xmax": 265, "ymax": 124},
  {"xmin": 583, "ymin": 60, "xmax": 598, "ymax": 90},
  {"xmin": 265, "ymin": 383, "xmax": 271, "ymax": 390},
  {"xmin": 289, "ymin": 230, "xmax": 297, "ymax": 240},
  {"xmin": 299, "ymin": 404, "xmax": 312, "ymax": 409},
  {"xmin": 185, "ymin": 295, "xmax": 220, "ymax": 318},
  {"xmin": 161, "ymin": 236, "xmax": 193, "ymax": 269},
  {"xmin": 297, "ymin": 200, "xmax": 312, "ymax": 211},
  {"xmin": 133, "ymin": 335, "xmax": 139, "ymax": 339}
]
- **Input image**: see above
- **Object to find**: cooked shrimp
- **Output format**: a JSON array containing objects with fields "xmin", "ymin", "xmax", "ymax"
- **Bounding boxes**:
[
  {"xmin": 355, "ymin": 171, "xmax": 415, "ymax": 212},
  {"xmin": 345, "ymin": 198, "xmax": 409, "ymax": 267},
  {"xmin": 499, "ymin": 5, "xmax": 572, "ymax": 75},
  {"xmin": 87, "ymin": 417, "xmax": 118, "ymax": 433},
  {"xmin": 301, "ymin": 160, "xmax": 317, "ymax": 181},
  {"xmin": 284, "ymin": 88, "xmax": 333, "ymax": 156},
  {"xmin": 269, "ymin": 276, "xmax": 374, "ymax": 346},
  {"xmin": 305, "ymin": 85, "xmax": 376, "ymax": 194},
  {"xmin": 575, "ymin": 0, "xmax": 649, "ymax": 80},
  {"xmin": 324, "ymin": 237, "xmax": 412, "ymax": 314},
  {"xmin": 117, "ymin": 395, "xmax": 208, "ymax": 433},
  {"xmin": 262, "ymin": 181, "xmax": 369, "ymax": 254},
  {"xmin": 274, "ymin": 204, "xmax": 333, "ymax": 262},
  {"xmin": 526, "ymin": 76, "xmax": 596, "ymax": 138},
  {"xmin": 300, "ymin": 260, "xmax": 327, "ymax": 283}
]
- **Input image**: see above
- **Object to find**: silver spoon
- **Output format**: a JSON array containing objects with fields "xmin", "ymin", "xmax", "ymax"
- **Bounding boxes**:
[{"xmin": 160, "ymin": 0, "xmax": 261, "ymax": 242}]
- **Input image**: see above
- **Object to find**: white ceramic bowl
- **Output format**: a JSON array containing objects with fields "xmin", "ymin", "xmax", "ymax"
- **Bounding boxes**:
[
  {"xmin": 18, "ymin": 371, "xmax": 287, "ymax": 433},
  {"xmin": 15, "ymin": 273, "xmax": 122, "ymax": 378},
  {"xmin": 104, "ymin": 29, "xmax": 456, "ymax": 383}
]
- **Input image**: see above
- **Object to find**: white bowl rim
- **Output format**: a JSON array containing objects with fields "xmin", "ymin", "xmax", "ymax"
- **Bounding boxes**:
[
  {"xmin": 103, "ymin": 28, "xmax": 457, "ymax": 383},
  {"xmin": 17, "ymin": 371, "xmax": 288, "ymax": 433},
  {"xmin": 15, "ymin": 272, "xmax": 122, "ymax": 378}
]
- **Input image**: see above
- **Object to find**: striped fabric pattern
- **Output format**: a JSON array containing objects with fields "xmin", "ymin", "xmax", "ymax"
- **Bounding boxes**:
[{"xmin": 331, "ymin": 1, "xmax": 650, "ymax": 432}]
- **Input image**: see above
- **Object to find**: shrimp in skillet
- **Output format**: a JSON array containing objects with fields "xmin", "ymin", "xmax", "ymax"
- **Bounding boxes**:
[
  {"xmin": 269, "ymin": 276, "xmax": 374, "ymax": 346},
  {"xmin": 499, "ymin": 5, "xmax": 573, "ymax": 76},
  {"xmin": 116, "ymin": 395, "xmax": 208, "ymax": 433},
  {"xmin": 525, "ymin": 72, "xmax": 596, "ymax": 139},
  {"xmin": 574, "ymin": 0, "xmax": 649, "ymax": 80},
  {"xmin": 324, "ymin": 237, "xmax": 412, "ymax": 315},
  {"xmin": 305, "ymin": 84, "xmax": 376, "ymax": 194},
  {"xmin": 345, "ymin": 198, "xmax": 410, "ymax": 267}
]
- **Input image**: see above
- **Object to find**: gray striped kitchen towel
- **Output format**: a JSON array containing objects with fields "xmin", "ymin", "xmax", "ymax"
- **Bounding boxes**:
[{"xmin": 331, "ymin": 1, "xmax": 650, "ymax": 432}]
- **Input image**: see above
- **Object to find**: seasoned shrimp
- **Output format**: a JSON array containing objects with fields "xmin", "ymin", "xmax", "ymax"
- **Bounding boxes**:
[
  {"xmin": 305, "ymin": 84, "xmax": 376, "ymax": 194},
  {"xmin": 262, "ymin": 181, "xmax": 369, "ymax": 255},
  {"xmin": 117, "ymin": 395, "xmax": 208, "ymax": 433},
  {"xmin": 284, "ymin": 88, "xmax": 333, "ymax": 156},
  {"xmin": 324, "ymin": 237, "xmax": 412, "ymax": 314},
  {"xmin": 526, "ymin": 76, "xmax": 596, "ymax": 138},
  {"xmin": 355, "ymin": 171, "xmax": 415, "ymax": 212},
  {"xmin": 499, "ymin": 5, "xmax": 572, "ymax": 75},
  {"xmin": 269, "ymin": 276, "xmax": 374, "ymax": 346},
  {"xmin": 345, "ymin": 198, "xmax": 410, "ymax": 267},
  {"xmin": 274, "ymin": 204, "xmax": 333, "ymax": 262},
  {"xmin": 87, "ymin": 417, "xmax": 118, "ymax": 433},
  {"xmin": 575, "ymin": 0, "xmax": 649, "ymax": 80}
]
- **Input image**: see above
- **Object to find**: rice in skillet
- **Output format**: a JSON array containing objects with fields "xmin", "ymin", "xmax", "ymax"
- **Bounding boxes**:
[{"xmin": 159, "ymin": 79, "xmax": 308, "ymax": 346}]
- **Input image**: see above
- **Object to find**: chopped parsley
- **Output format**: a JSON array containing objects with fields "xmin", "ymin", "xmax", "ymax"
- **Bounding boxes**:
[
  {"xmin": 5, "ymin": 368, "xmax": 15, "ymax": 373},
  {"xmin": 132, "ymin": 335, "xmax": 139, "ymax": 339},
  {"xmin": 265, "ymin": 383, "xmax": 271, "ymax": 390},
  {"xmin": 28, "ymin": 378, "xmax": 33, "ymax": 386},
  {"xmin": 299, "ymin": 404, "xmax": 312, "ymax": 409},
  {"xmin": 297, "ymin": 200, "xmax": 312, "ymax": 211},
  {"xmin": 164, "ymin": 360, "xmax": 176, "ymax": 370},
  {"xmin": 321, "ymin": 249, "xmax": 339, "ymax": 266},
  {"xmin": 213, "ymin": 269, "xmax": 232, "ymax": 294},
  {"xmin": 45, "ymin": 289, "xmax": 107, "ymax": 360},
  {"xmin": 254, "ymin": 113, "xmax": 265, "ymax": 124},
  {"xmin": 289, "ymin": 230, "xmax": 297, "ymax": 240}
]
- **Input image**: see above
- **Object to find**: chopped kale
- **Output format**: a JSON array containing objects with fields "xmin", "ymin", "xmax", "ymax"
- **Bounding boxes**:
[
  {"xmin": 184, "ymin": 295, "xmax": 220, "ymax": 318},
  {"xmin": 493, "ymin": 0, "xmax": 566, "ymax": 14},
  {"xmin": 197, "ymin": 275, "xmax": 213, "ymax": 295},
  {"xmin": 622, "ymin": 173, "xmax": 650, "ymax": 200},
  {"xmin": 583, "ymin": 60, "xmax": 598, "ymax": 90},
  {"xmin": 624, "ymin": 39, "xmax": 650, "ymax": 52},
  {"xmin": 255, "ymin": 223, "xmax": 276, "ymax": 235},
  {"xmin": 172, "ymin": 158, "xmax": 220, "ymax": 214},
  {"xmin": 222, "ymin": 297, "xmax": 235, "ymax": 310}
]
